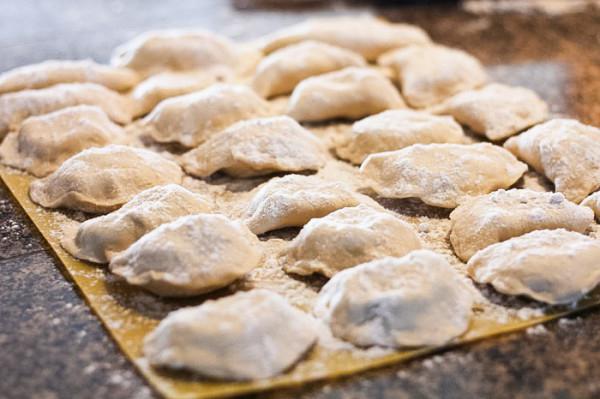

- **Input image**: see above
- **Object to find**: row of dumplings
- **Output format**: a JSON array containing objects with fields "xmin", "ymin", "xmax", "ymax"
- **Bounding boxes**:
[{"xmin": 1, "ymin": 15, "xmax": 600, "ymax": 381}]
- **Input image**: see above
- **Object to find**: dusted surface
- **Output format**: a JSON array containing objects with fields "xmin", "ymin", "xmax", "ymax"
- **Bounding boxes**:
[{"xmin": 1, "ymin": 1, "xmax": 600, "ymax": 399}]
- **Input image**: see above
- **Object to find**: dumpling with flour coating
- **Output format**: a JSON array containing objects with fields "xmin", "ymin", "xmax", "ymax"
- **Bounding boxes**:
[
  {"xmin": 361, "ymin": 143, "xmax": 527, "ymax": 208},
  {"xmin": 143, "ymin": 289, "xmax": 317, "ymax": 379},
  {"xmin": 282, "ymin": 204, "xmax": 422, "ymax": 277},
  {"xmin": 0, "ymin": 59, "xmax": 139, "ymax": 94},
  {"xmin": 110, "ymin": 214, "xmax": 262, "ymax": 297},
  {"xmin": 450, "ymin": 189, "xmax": 593, "ymax": 261},
  {"xmin": 245, "ymin": 174, "xmax": 378, "ymax": 234},
  {"xmin": 314, "ymin": 250, "xmax": 475, "ymax": 348},
  {"xmin": 433, "ymin": 83, "xmax": 548, "ymax": 141},
  {"xmin": 287, "ymin": 67, "xmax": 405, "ymax": 122},
  {"xmin": 336, "ymin": 109, "xmax": 465, "ymax": 164},
  {"xmin": 378, "ymin": 44, "xmax": 487, "ymax": 108},
  {"xmin": 61, "ymin": 184, "xmax": 212, "ymax": 263},
  {"xmin": 181, "ymin": 116, "xmax": 328, "ymax": 178},
  {"xmin": 0, "ymin": 83, "xmax": 133, "ymax": 139},
  {"xmin": 0, "ymin": 105, "xmax": 127, "ymax": 177},
  {"xmin": 257, "ymin": 16, "xmax": 430, "ymax": 61},
  {"xmin": 139, "ymin": 84, "xmax": 271, "ymax": 148},
  {"xmin": 504, "ymin": 119, "xmax": 600, "ymax": 203},
  {"xmin": 251, "ymin": 40, "xmax": 366, "ymax": 98},
  {"xmin": 582, "ymin": 191, "xmax": 600, "ymax": 220},
  {"xmin": 468, "ymin": 229, "xmax": 600, "ymax": 305},
  {"xmin": 29, "ymin": 145, "xmax": 183, "ymax": 213}
]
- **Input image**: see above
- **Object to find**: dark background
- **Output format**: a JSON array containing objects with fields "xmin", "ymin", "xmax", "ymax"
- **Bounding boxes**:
[{"xmin": 1, "ymin": 1, "xmax": 600, "ymax": 398}]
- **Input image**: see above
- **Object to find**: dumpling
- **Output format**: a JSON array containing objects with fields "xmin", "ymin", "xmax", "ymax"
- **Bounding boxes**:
[
  {"xmin": 130, "ymin": 68, "xmax": 232, "ymax": 117},
  {"xmin": 0, "ymin": 83, "xmax": 133, "ymax": 138},
  {"xmin": 582, "ymin": 191, "xmax": 600, "ymax": 220},
  {"xmin": 433, "ymin": 83, "xmax": 548, "ymax": 141},
  {"xmin": 504, "ymin": 119, "xmax": 600, "ymax": 203},
  {"xmin": 251, "ymin": 40, "xmax": 366, "ymax": 98},
  {"xmin": 361, "ymin": 143, "xmax": 527, "ymax": 208},
  {"xmin": 282, "ymin": 204, "xmax": 422, "ymax": 277},
  {"xmin": 450, "ymin": 189, "xmax": 593, "ymax": 261},
  {"xmin": 111, "ymin": 29, "xmax": 237, "ymax": 77},
  {"xmin": 336, "ymin": 109, "xmax": 465, "ymax": 164},
  {"xmin": 0, "ymin": 105, "xmax": 127, "ymax": 177},
  {"xmin": 139, "ymin": 84, "xmax": 271, "ymax": 148},
  {"xmin": 314, "ymin": 250, "xmax": 474, "ymax": 347},
  {"xmin": 109, "ymin": 214, "xmax": 262, "ymax": 297},
  {"xmin": 61, "ymin": 184, "xmax": 212, "ymax": 263},
  {"xmin": 468, "ymin": 229, "xmax": 600, "ymax": 305},
  {"xmin": 181, "ymin": 116, "xmax": 328, "ymax": 178},
  {"xmin": 244, "ymin": 174, "xmax": 378, "ymax": 234},
  {"xmin": 29, "ymin": 145, "xmax": 183, "ymax": 213},
  {"xmin": 0, "ymin": 59, "xmax": 139, "ymax": 94},
  {"xmin": 257, "ymin": 16, "xmax": 430, "ymax": 61},
  {"xmin": 143, "ymin": 289, "xmax": 317, "ymax": 379},
  {"xmin": 378, "ymin": 44, "xmax": 487, "ymax": 108},
  {"xmin": 287, "ymin": 67, "xmax": 405, "ymax": 122}
]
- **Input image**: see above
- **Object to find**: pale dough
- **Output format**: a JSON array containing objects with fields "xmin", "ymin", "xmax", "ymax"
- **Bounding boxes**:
[{"xmin": 582, "ymin": 191, "xmax": 600, "ymax": 220}]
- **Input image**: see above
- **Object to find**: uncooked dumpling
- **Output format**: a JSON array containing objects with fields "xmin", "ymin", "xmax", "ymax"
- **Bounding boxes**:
[
  {"xmin": 504, "ymin": 119, "xmax": 600, "ymax": 203},
  {"xmin": 111, "ymin": 29, "xmax": 237, "ymax": 77},
  {"xmin": 0, "ymin": 105, "xmax": 127, "ymax": 177},
  {"xmin": 181, "ymin": 116, "xmax": 328, "ymax": 178},
  {"xmin": 109, "ymin": 214, "xmax": 262, "ymax": 297},
  {"xmin": 143, "ymin": 289, "xmax": 317, "ymax": 379},
  {"xmin": 287, "ymin": 67, "xmax": 405, "ymax": 122},
  {"xmin": 251, "ymin": 40, "xmax": 366, "ymax": 98},
  {"xmin": 130, "ymin": 68, "xmax": 232, "ymax": 117},
  {"xmin": 62, "ymin": 184, "xmax": 212, "ymax": 263},
  {"xmin": 379, "ymin": 44, "xmax": 487, "ymax": 108},
  {"xmin": 257, "ymin": 16, "xmax": 430, "ymax": 61},
  {"xmin": 0, "ymin": 83, "xmax": 132, "ymax": 138},
  {"xmin": 433, "ymin": 83, "xmax": 548, "ymax": 141},
  {"xmin": 282, "ymin": 204, "xmax": 422, "ymax": 277},
  {"xmin": 582, "ymin": 191, "xmax": 600, "ymax": 220},
  {"xmin": 314, "ymin": 250, "xmax": 474, "ymax": 348},
  {"xmin": 29, "ymin": 144, "xmax": 183, "ymax": 213},
  {"xmin": 244, "ymin": 174, "xmax": 378, "ymax": 234},
  {"xmin": 336, "ymin": 109, "xmax": 465, "ymax": 164},
  {"xmin": 361, "ymin": 143, "xmax": 527, "ymax": 208},
  {"xmin": 0, "ymin": 59, "xmax": 139, "ymax": 94},
  {"xmin": 450, "ymin": 189, "xmax": 593, "ymax": 261},
  {"xmin": 139, "ymin": 84, "xmax": 271, "ymax": 148},
  {"xmin": 468, "ymin": 229, "xmax": 600, "ymax": 305}
]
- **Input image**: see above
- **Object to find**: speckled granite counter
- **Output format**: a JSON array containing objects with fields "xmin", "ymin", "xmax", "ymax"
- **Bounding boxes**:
[{"xmin": 1, "ymin": 1, "xmax": 600, "ymax": 398}]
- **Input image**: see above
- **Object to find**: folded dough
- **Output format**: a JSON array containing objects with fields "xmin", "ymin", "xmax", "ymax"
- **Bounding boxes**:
[
  {"xmin": 181, "ymin": 116, "xmax": 328, "ymax": 178},
  {"xmin": 109, "ymin": 214, "xmax": 262, "ymax": 297},
  {"xmin": 582, "ymin": 191, "xmax": 600, "ymax": 220},
  {"xmin": 0, "ymin": 59, "xmax": 139, "ymax": 94},
  {"xmin": 378, "ymin": 44, "xmax": 487, "ymax": 108},
  {"xmin": 433, "ymin": 83, "xmax": 548, "ymax": 141},
  {"xmin": 450, "ymin": 189, "xmax": 593, "ymax": 261},
  {"xmin": 360, "ymin": 143, "xmax": 527, "ymax": 208},
  {"xmin": 0, "ymin": 105, "xmax": 127, "ymax": 177},
  {"xmin": 251, "ymin": 40, "xmax": 366, "ymax": 98},
  {"xmin": 287, "ymin": 67, "xmax": 405, "ymax": 122},
  {"xmin": 139, "ymin": 84, "xmax": 271, "ymax": 148},
  {"xmin": 62, "ymin": 184, "xmax": 212, "ymax": 263},
  {"xmin": 504, "ymin": 119, "xmax": 600, "ymax": 203},
  {"xmin": 282, "ymin": 204, "xmax": 421, "ymax": 277},
  {"xmin": 468, "ymin": 229, "xmax": 600, "ymax": 305},
  {"xmin": 314, "ymin": 250, "xmax": 474, "ymax": 347},
  {"xmin": 0, "ymin": 83, "xmax": 132, "ymax": 139},
  {"xmin": 244, "ymin": 174, "xmax": 378, "ymax": 234},
  {"xmin": 256, "ymin": 16, "xmax": 430, "ymax": 61},
  {"xmin": 29, "ymin": 144, "xmax": 183, "ymax": 213},
  {"xmin": 111, "ymin": 29, "xmax": 237, "ymax": 77},
  {"xmin": 336, "ymin": 109, "xmax": 465, "ymax": 164},
  {"xmin": 143, "ymin": 289, "xmax": 317, "ymax": 379}
]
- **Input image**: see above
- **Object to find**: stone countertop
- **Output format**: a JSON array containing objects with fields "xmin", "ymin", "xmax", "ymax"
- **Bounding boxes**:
[{"xmin": 1, "ymin": 1, "xmax": 600, "ymax": 398}]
